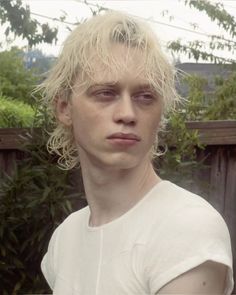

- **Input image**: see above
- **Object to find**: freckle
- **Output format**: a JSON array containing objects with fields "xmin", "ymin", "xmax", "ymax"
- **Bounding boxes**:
[{"xmin": 202, "ymin": 281, "xmax": 206, "ymax": 286}]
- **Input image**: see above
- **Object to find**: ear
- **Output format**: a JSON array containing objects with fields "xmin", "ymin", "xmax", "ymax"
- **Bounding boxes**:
[{"xmin": 55, "ymin": 96, "xmax": 72, "ymax": 126}]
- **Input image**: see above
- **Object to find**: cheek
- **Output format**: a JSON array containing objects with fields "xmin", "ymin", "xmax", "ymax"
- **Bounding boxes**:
[
  {"xmin": 71, "ymin": 105, "xmax": 104, "ymax": 140},
  {"xmin": 71, "ymin": 101, "xmax": 91, "ymax": 125}
]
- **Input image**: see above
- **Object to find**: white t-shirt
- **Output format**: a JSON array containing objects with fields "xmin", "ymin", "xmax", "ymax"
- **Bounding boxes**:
[{"xmin": 41, "ymin": 180, "xmax": 234, "ymax": 294}]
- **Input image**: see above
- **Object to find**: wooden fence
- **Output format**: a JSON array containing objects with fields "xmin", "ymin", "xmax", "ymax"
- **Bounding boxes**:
[
  {"xmin": 0, "ymin": 127, "xmax": 33, "ymax": 177},
  {"xmin": 0, "ymin": 121, "xmax": 236, "ymax": 292}
]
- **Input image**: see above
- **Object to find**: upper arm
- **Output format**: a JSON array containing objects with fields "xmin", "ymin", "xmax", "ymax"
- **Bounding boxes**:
[
  {"xmin": 41, "ymin": 227, "xmax": 61, "ymax": 290},
  {"xmin": 157, "ymin": 261, "xmax": 228, "ymax": 294}
]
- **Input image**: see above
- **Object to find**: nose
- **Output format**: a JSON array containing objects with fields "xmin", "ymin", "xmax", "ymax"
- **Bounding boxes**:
[{"xmin": 113, "ymin": 91, "xmax": 137, "ymax": 126}]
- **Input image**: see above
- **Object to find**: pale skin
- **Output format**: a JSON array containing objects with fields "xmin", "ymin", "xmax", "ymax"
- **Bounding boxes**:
[{"xmin": 56, "ymin": 44, "xmax": 228, "ymax": 294}]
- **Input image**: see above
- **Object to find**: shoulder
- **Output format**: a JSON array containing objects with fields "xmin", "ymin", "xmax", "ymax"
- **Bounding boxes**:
[
  {"xmin": 46, "ymin": 205, "xmax": 89, "ymax": 255},
  {"xmin": 55, "ymin": 205, "xmax": 89, "ymax": 234},
  {"xmin": 153, "ymin": 181, "xmax": 228, "ymax": 224},
  {"xmin": 149, "ymin": 181, "xmax": 231, "ymax": 251},
  {"xmin": 155, "ymin": 180, "xmax": 215, "ymax": 208},
  {"xmin": 146, "ymin": 180, "xmax": 217, "ymax": 214},
  {"xmin": 143, "ymin": 182, "xmax": 233, "ymax": 295},
  {"xmin": 136, "ymin": 181, "xmax": 230, "ymax": 245},
  {"xmin": 164, "ymin": 182, "xmax": 230, "ymax": 241},
  {"xmin": 41, "ymin": 206, "xmax": 89, "ymax": 288},
  {"xmin": 144, "ymin": 180, "xmax": 226, "ymax": 231}
]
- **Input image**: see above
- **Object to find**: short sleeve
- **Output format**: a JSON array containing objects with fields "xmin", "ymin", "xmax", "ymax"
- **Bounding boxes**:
[
  {"xmin": 41, "ymin": 226, "xmax": 61, "ymax": 290},
  {"xmin": 144, "ymin": 204, "xmax": 234, "ymax": 295}
]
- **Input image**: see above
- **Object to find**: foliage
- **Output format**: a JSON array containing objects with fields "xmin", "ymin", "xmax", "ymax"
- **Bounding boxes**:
[
  {"xmin": 187, "ymin": 0, "xmax": 235, "ymax": 36},
  {"xmin": 167, "ymin": 0, "xmax": 236, "ymax": 63},
  {"xmin": 0, "ymin": 47, "xmax": 39, "ymax": 105},
  {"xmin": 169, "ymin": 39, "xmax": 235, "ymax": 63},
  {"xmin": 205, "ymin": 72, "xmax": 236, "ymax": 120},
  {"xmin": 157, "ymin": 85, "xmax": 204, "ymax": 188},
  {"xmin": 0, "ymin": 0, "xmax": 58, "ymax": 46},
  {"xmin": 0, "ymin": 127, "xmax": 85, "ymax": 294},
  {"xmin": 157, "ymin": 69, "xmax": 236, "ymax": 185},
  {"xmin": 0, "ymin": 94, "xmax": 35, "ymax": 127},
  {"xmin": 0, "ymin": 47, "xmax": 56, "ymax": 128},
  {"xmin": 180, "ymin": 72, "xmax": 236, "ymax": 120},
  {"xmin": 159, "ymin": 0, "xmax": 236, "ymax": 186}
]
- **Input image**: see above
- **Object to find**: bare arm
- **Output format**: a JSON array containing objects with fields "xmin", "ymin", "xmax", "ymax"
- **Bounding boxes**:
[{"xmin": 157, "ymin": 261, "xmax": 228, "ymax": 294}]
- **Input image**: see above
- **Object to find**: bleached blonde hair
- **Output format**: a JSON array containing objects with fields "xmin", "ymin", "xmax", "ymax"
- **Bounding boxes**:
[{"xmin": 36, "ymin": 10, "xmax": 181, "ymax": 170}]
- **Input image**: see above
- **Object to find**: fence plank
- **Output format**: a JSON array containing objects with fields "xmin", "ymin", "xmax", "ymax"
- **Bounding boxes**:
[
  {"xmin": 186, "ymin": 120, "xmax": 236, "ymax": 145},
  {"xmin": 208, "ymin": 147, "xmax": 227, "ymax": 214},
  {"xmin": 0, "ymin": 128, "xmax": 35, "ymax": 150},
  {"xmin": 224, "ymin": 147, "xmax": 236, "ymax": 289}
]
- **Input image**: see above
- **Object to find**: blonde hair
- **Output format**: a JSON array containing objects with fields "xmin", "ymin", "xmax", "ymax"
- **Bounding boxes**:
[{"xmin": 36, "ymin": 10, "xmax": 181, "ymax": 170}]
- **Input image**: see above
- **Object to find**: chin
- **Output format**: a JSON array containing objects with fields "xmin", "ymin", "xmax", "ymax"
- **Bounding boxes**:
[
  {"xmin": 101, "ymin": 153, "xmax": 145, "ymax": 170},
  {"xmin": 79, "ymin": 145, "xmax": 149, "ymax": 169}
]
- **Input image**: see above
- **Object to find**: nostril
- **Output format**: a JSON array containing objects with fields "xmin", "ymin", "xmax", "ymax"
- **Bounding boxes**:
[{"xmin": 117, "ymin": 118, "xmax": 136, "ymax": 125}]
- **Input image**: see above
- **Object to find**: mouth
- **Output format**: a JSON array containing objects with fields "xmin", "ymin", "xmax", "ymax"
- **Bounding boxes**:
[
  {"xmin": 107, "ymin": 133, "xmax": 141, "ymax": 141},
  {"xmin": 107, "ymin": 133, "xmax": 141, "ymax": 147}
]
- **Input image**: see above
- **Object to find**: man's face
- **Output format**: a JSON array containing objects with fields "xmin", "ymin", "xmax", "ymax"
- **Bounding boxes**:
[{"xmin": 58, "ymin": 44, "xmax": 163, "ymax": 169}]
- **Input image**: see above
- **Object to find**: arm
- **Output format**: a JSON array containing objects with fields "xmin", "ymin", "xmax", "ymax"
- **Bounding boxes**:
[{"xmin": 157, "ymin": 261, "xmax": 228, "ymax": 294}]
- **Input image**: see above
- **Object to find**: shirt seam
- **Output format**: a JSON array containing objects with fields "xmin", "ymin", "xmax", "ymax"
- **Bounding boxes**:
[{"xmin": 95, "ymin": 228, "xmax": 104, "ymax": 295}]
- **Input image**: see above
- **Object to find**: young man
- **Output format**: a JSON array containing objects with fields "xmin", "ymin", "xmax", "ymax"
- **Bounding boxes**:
[{"xmin": 40, "ymin": 11, "xmax": 234, "ymax": 294}]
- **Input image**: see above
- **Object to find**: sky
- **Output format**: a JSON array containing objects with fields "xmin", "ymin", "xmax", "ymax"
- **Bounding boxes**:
[{"xmin": 2, "ymin": 0, "xmax": 236, "ymax": 62}]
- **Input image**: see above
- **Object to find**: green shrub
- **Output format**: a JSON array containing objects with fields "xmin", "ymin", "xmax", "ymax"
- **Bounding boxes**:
[
  {"xmin": 0, "ymin": 128, "xmax": 86, "ymax": 294},
  {"xmin": 205, "ymin": 72, "xmax": 236, "ymax": 120},
  {"xmin": 156, "ymin": 72, "xmax": 236, "ymax": 187},
  {"xmin": 0, "ymin": 47, "xmax": 39, "ymax": 106},
  {"xmin": 0, "ymin": 95, "xmax": 35, "ymax": 127}
]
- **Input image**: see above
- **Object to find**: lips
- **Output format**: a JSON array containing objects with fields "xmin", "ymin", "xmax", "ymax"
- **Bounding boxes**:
[{"xmin": 107, "ymin": 133, "xmax": 141, "ymax": 141}]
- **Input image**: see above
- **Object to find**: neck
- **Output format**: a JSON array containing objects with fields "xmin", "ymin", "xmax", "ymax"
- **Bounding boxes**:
[{"xmin": 79, "ymin": 155, "xmax": 161, "ymax": 227}]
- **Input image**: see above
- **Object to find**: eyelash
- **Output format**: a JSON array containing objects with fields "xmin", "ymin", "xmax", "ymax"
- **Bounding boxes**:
[
  {"xmin": 94, "ymin": 90, "xmax": 117, "ymax": 100},
  {"xmin": 134, "ymin": 93, "xmax": 155, "ymax": 104},
  {"xmin": 93, "ymin": 90, "xmax": 156, "ymax": 104}
]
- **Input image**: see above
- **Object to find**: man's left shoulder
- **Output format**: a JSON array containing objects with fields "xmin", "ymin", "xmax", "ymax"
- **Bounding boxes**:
[{"xmin": 148, "ymin": 181, "xmax": 218, "ymax": 221}]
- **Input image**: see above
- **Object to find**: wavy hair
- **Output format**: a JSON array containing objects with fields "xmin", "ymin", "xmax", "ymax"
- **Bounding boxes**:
[{"xmin": 35, "ymin": 10, "xmax": 181, "ymax": 170}]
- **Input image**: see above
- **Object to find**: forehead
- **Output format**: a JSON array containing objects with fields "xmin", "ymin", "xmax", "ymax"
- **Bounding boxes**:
[{"xmin": 76, "ymin": 44, "xmax": 151, "ymax": 90}]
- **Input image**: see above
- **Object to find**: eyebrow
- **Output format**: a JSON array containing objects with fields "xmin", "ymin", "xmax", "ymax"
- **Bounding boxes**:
[
  {"xmin": 87, "ymin": 82, "xmax": 118, "ymax": 89},
  {"xmin": 87, "ymin": 82, "xmax": 155, "ymax": 91}
]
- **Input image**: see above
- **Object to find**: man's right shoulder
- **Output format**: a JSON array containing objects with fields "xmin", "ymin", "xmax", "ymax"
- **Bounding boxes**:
[{"xmin": 54, "ymin": 205, "xmax": 89, "ymax": 235}]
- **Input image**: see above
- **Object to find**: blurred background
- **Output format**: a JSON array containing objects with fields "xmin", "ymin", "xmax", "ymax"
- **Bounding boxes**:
[{"xmin": 0, "ymin": 1, "xmax": 235, "ymax": 294}]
